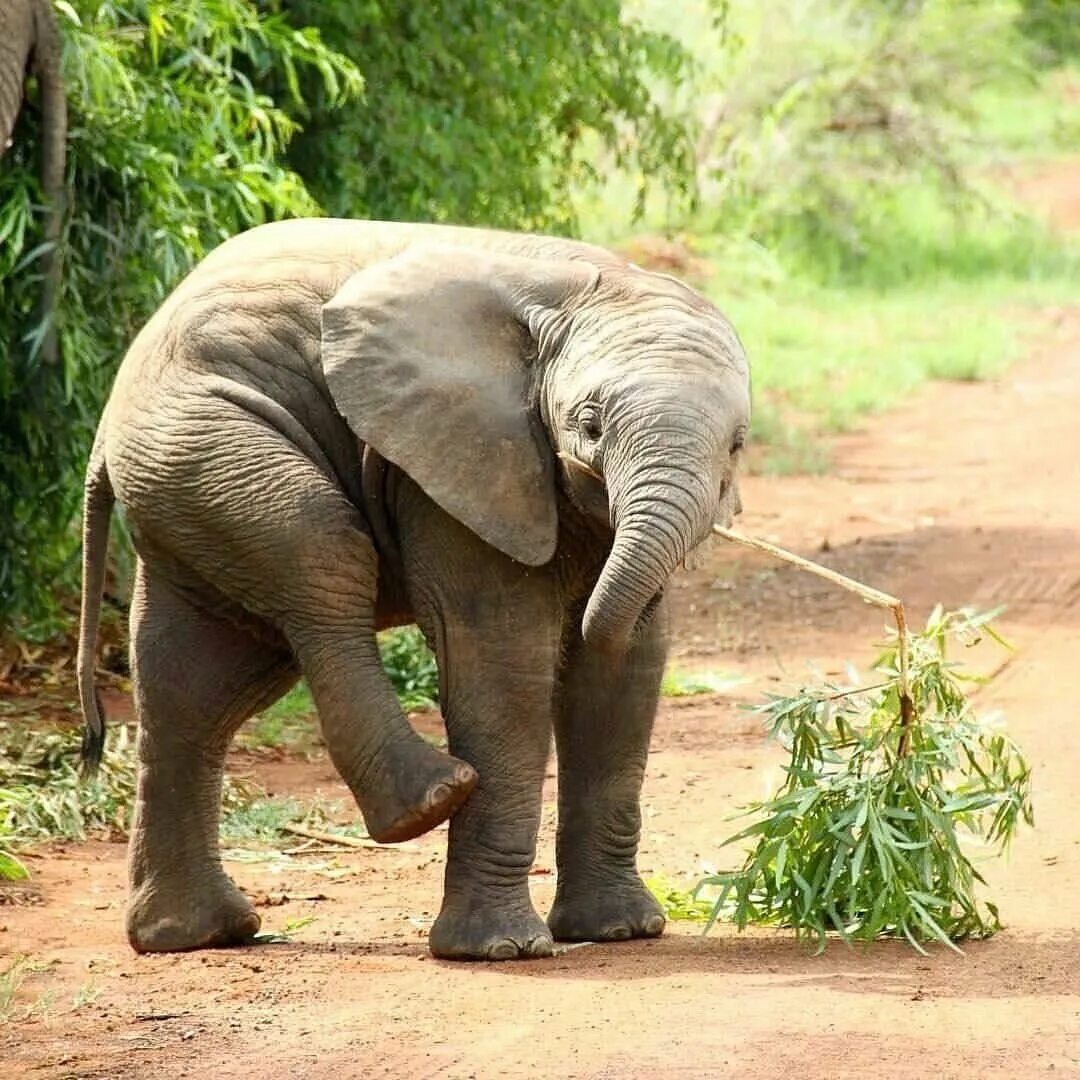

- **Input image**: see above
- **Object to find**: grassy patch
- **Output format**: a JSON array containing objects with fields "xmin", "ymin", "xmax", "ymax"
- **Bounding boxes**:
[
  {"xmin": 589, "ymin": 186, "xmax": 1080, "ymax": 476},
  {"xmin": 710, "ymin": 272, "xmax": 1078, "ymax": 474},
  {"xmin": 0, "ymin": 956, "xmax": 29, "ymax": 1020},
  {"xmin": 239, "ymin": 683, "xmax": 317, "ymax": 752},
  {"xmin": 0, "ymin": 721, "xmax": 373, "ymax": 869},
  {"xmin": 661, "ymin": 666, "xmax": 745, "ymax": 698},
  {"xmin": 969, "ymin": 65, "xmax": 1080, "ymax": 158},
  {"xmin": 219, "ymin": 796, "xmax": 309, "ymax": 843},
  {"xmin": 239, "ymin": 628, "xmax": 440, "ymax": 753},
  {"xmin": 0, "ymin": 956, "xmax": 60, "ymax": 1023},
  {"xmin": 646, "ymin": 876, "xmax": 713, "ymax": 922},
  {"xmin": 218, "ymin": 792, "xmax": 367, "ymax": 845},
  {"xmin": 0, "ymin": 724, "xmax": 260, "ymax": 856}
]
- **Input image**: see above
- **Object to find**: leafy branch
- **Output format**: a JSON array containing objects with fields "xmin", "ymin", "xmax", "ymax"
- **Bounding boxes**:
[{"xmin": 696, "ymin": 604, "xmax": 1032, "ymax": 953}]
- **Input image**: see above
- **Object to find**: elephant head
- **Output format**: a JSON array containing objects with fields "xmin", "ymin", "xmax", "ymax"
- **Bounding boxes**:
[
  {"xmin": 320, "ymin": 243, "xmax": 749, "ymax": 652},
  {"xmin": 1, "ymin": 0, "xmax": 67, "ymax": 365}
]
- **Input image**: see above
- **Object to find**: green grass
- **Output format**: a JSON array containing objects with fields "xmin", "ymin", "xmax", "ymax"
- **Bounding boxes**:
[
  {"xmin": 239, "ymin": 684, "xmax": 317, "ymax": 751},
  {"xmin": 647, "ymin": 876, "xmax": 713, "ymax": 922},
  {"xmin": 708, "ymin": 270, "xmax": 1078, "ymax": 474},
  {"xmin": 969, "ymin": 64, "xmax": 1080, "ymax": 158},
  {"xmin": 0, "ymin": 720, "xmax": 374, "ymax": 868},
  {"xmin": 661, "ymin": 666, "xmax": 746, "ymax": 698},
  {"xmin": 219, "ymin": 796, "xmax": 309, "ymax": 842},
  {"xmin": 0, "ymin": 724, "xmax": 263, "ymax": 855},
  {"xmin": 377, "ymin": 626, "xmax": 440, "ymax": 713},
  {"xmin": 220, "ymin": 793, "xmax": 368, "ymax": 845},
  {"xmin": 584, "ymin": 176, "xmax": 1080, "ymax": 475},
  {"xmin": 0, "ymin": 957, "xmax": 32, "ymax": 1022},
  {"xmin": 241, "ymin": 627, "xmax": 440, "ymax": 752}
]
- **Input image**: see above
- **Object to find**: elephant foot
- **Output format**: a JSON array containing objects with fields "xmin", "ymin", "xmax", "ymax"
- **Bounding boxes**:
[
  {"xmin": 547, "ymin": 875, "xmax": 666, "ymax": 942},
  {"xmin": 429, "ymin": 897, "xmax": 554, "ymax": 961},
  {"xmin": 361, "ymin": 748, "xmax": 478, "ymax": 844},
  {"xmin": 127, "ymin": 875, "xmax": 261, "ymax": 954}
]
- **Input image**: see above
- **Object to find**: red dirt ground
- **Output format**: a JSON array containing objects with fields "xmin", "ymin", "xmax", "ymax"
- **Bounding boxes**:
[{"xmin": 4, "ymin": 192, "xmax": 1080, "ymax": 1080}]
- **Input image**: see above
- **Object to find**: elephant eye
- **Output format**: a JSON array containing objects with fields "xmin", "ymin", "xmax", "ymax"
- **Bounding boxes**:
[
  {"xmin": 578, "ymin": 405, "xmax": 603, "ymax": 442},
  {"xmin": 731, "ymin": 428, "xmax": 747, "ymax": 454}
]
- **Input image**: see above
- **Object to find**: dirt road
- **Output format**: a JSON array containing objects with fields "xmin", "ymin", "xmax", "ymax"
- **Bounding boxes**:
[{"xmin": 4, "ymin": 229, "xmax": 1080, "ymax": 1080}]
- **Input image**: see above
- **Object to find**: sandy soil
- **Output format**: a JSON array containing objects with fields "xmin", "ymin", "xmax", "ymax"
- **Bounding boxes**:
[{"xmin": 3, "ymin": 204, "xmax": 1080, "ymax": 1080}]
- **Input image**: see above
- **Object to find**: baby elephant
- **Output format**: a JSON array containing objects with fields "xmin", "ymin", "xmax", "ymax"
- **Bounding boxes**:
[{"xmin": 78, "ymin": 219, "xmax": 750, "ymax": 960}]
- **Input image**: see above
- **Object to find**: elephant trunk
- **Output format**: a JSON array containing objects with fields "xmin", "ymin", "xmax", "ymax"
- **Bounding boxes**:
[{"xmin": 582, "ymin": 452, "xmax": 717, "ymax": 653}]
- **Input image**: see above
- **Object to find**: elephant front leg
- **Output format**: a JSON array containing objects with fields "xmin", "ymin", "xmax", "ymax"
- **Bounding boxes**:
[
  {"xmin": 402, "ymin": 510, "xmax": 559, "ymax": 960},
  {"xmin": 431, "ymin": 692, "xmax": 555, "ymax": 961},
  {"xmin": 547, "ymin": 601, "xmax": 668, "ymax": 943}
]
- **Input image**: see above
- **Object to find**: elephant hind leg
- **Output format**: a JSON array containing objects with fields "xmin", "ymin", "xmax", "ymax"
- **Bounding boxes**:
[{"xmin": 125, "ymin": 561, "xmax": 298, "ymax": 953}]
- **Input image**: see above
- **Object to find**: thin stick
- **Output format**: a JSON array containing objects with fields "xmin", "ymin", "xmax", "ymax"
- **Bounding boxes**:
[
  {"xmin": 712, "ymin": 525, "xmax": 915, "ymax": 755},
  {"xmin": 281, "ymin": 823, "xmax": 420, "ymax": 852}
]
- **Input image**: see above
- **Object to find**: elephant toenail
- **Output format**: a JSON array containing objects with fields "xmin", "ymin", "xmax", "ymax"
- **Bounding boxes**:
[
  {"xmin": 426, "ymin": 783, "xmax": 451, "ymax": 809},
  {"xmin": 644, "ymin": 915, "xmax": 665, "ymax": 936},
  {"xmin": 607, "ymin": 925, "xmax": 632, "ymax": 941},
  {"xmin": 488, "ymin": 940, "xmax": 519, "ymax": 961}
]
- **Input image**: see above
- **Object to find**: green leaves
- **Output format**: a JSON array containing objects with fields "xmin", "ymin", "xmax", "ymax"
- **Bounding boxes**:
[
  {"xmin": 699, "ymin": 608, "xmax": 1033, "ymax": 953},
  {"xmin": 268, "ymin": 1, "xmax": 695, "ymax": 232},
  {"xmin": 0, "ymin": 722, "xmax": 258, "ymax": 859},
  {"xmin": 0, "ymin": 849, "xmax": 30, "ymax": 882},
  {"xmin": 1, "ymin": 1, "xmax": 361, "ymax": 635},
  {"xmin": 377, "ymin": 627, "xmax": 439, "ymax": 713}
]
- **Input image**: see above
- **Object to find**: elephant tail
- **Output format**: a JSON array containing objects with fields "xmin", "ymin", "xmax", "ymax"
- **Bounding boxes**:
[{"xmin": 77, "ymin": 435, "xmax": 114, "ymax": 776}]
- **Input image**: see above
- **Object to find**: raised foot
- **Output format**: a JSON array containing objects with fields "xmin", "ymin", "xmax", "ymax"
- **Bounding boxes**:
[
  {"xmin": 127, "ymin": 875, "xmax": 260, "ymax": 954},
  {"xmin": 430, "ymin": 900, "xmax": 554, "ymax": 961},
  {"xmin": 547, "ymin": 877, "xmax": 666, "ymax": 942},
  {"xmin": 362, "ymin": 747, "xmax": 478, "ymax": 844}
]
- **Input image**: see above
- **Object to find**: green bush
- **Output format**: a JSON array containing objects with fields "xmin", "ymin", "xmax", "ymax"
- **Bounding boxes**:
[
  {"xmin": 1017, "ymin": 0, "xmax": 1080, "ymax": 66},
  {"xmin": 264, "ymin": 0, "xmax": 694, "ymax": 231},
  {"xmin": 0, "ymin": 0, "xmax": 360, "ymax": 637},
  {"xmin": 604, "ymin": 0, "xmax": 1073, "ymax": 287},
  {"xmin": 378, "ymin": 627, "xmax": 440, "ymax": 713}
]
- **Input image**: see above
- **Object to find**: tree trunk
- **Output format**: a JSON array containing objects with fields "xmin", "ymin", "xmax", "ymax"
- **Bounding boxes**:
[{"xmin": 0, "ymin": 0, "xmax": 67, "ymax": 365}]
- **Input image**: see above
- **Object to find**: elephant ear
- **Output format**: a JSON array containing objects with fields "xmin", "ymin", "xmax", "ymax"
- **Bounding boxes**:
[{"xmin": 321, "ymin": 245, "xmax": 598, "ymax": 566}]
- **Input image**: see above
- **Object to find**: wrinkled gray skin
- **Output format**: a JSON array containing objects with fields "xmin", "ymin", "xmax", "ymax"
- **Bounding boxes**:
[
  {"xmin": 78, "ymin": 219, "xmax": 750, "ymax": 960},
  {"xmin": 0, "ymin": 0, "xmax": 66, "ymax": 365}
]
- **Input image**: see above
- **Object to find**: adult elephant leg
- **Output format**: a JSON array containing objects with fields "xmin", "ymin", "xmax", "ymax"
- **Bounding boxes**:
[
  {"xmin": 397, "ymin": 485, "xmax": 560, "ymax": 960},
  {"xmin": 126, "ymin": 561, "xmax": 299, "ymax": 953},
  {"xmin": 547, "ymin": 598, "xmax": 668, "ymax": 942},
  {"xmin": 117, "ymin": 394, "xmax": 476, "ymax": 845}
]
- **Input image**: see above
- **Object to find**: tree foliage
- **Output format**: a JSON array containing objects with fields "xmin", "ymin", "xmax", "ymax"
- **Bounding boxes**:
[
  {"xmin": 0, "ymin": 0, "xmax": 360, "ymax": 634},
  {"xmin": 1, "ymin": 1, "xmax": 693, "ymax": 637},
  {"xmin": 1017, "ymin": 0, "xmax": 1080, "ymax": 66},
  {"xmin": 705, "ymin": 0, "xmax": 1033, "ymax": 275},
  {"xmin": 263, "ymin": 0, "xmax": 694, "ymax": 231},
  {"xmin": 626, "ymin": 0, "xmax": 1059, "ymax": 285}
]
